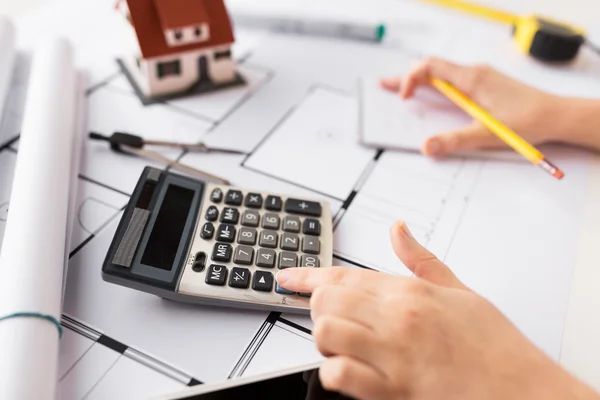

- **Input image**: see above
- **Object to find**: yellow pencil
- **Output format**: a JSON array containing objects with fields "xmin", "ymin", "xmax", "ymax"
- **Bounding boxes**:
[{"xmin": 430, "ymin": 78, "xmax": 564, "ymax": 180}]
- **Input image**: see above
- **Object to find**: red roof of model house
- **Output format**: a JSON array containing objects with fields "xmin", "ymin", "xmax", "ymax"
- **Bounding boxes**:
[{"xmin": 118, "ymin": 0, "xmax": 235, "ymax": 59}]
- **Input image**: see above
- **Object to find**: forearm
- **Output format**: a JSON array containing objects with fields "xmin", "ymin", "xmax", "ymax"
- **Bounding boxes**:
[{"xmin": 547, "ymin": 97, "xmax": 600, "ymax": 152}]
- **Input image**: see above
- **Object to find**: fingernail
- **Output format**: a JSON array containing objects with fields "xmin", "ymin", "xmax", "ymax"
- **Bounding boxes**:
[
  {"xmin": 427, "ymin": 138, "xmax": 441, "ymax": 155},
  {"xmin": 276, "ymin": 270, "xmax": 290, "ymax": 285},
  {"xmin": 400, "ymin": 222, "xmax": 414, "ymax": 238}
]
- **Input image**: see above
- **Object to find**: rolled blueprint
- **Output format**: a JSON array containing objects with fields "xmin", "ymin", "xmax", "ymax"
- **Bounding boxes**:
[
  {"xmin": 0, "ymin": 37, "xmax": 78, "ymax": 400},
  {"xmin": 0, "ymin": 17, "xmax": 16, "ymax": 122}
]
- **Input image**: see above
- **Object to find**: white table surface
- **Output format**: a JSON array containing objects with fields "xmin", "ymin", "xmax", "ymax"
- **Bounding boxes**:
[{"xmin": 1, "ymin": 0, "xmax": 600, "ymax": 393}]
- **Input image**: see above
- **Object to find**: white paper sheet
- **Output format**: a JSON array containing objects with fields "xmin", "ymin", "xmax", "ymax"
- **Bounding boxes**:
[
  {"xmin": 0, "ymin": 17, "xmax": 17, "ymax": 144},
  {"xmin": 0, "ymin": 37, "xmax": 78, "ymax": 400}
]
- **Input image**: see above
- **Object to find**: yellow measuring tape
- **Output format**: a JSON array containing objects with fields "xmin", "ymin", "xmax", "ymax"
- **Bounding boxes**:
[{"xmin": 423, "ymin": 0, "xmax": 597, "ymax": 63}]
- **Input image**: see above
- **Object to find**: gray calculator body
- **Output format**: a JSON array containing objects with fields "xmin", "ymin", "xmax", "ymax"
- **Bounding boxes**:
[{"xmin": 101, "ymin": 167, "xmax": 332, "ymax": 314}]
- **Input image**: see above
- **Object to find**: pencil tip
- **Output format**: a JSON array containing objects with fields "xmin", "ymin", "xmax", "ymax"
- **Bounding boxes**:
[{"xmin": 553, "ymin": 169, "xmax": 565, "ymax": 180}]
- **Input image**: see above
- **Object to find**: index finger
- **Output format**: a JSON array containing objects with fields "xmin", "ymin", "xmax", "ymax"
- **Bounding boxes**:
[
  {"xmin": 399, "ymin": 57, "xmax": 465, "ymax": 99},
  {"xmin": 275, "ymin": 267, "xmax": 398, "ymax": 295}
]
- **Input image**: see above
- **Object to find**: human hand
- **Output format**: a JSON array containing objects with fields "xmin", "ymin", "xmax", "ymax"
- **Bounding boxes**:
[
  {"xmin": 275, "ymin": 221, "xmax": 600, "ymax": 400},
  {"xmin": 379, "ymin": 57, "xmax": 564, "ymax": 157}
]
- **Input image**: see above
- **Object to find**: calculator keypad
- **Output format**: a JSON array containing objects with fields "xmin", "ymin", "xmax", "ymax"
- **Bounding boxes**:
[{"xmin": 179, "ymin": 183, "xmax": 333, "ymax": 312}]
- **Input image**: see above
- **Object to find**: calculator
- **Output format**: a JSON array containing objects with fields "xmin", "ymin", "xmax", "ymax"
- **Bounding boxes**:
[{"xmin": 101, "ymin": 167, "xmax": 333, "ymax": 314}]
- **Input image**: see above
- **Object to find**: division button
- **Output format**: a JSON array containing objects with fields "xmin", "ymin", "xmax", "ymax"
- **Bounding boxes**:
[
  {"xmin": 225, "ymin": 190, "xmax": 243, "ymax": 206},
  {"xmin": 229, "ymin": 267, "xmax": 251, "ymax": 289},
  {"xmin": 285, "ymin": 199, "xmax": 322, "ymax": 217},
  {"xmin": 278, "ymin": 252, "xmax": 298, "ymax": 269},
  {"xmin": 302, "ymin": 219, "xmax": 321, "ymax": 236},
  {"xmin": 252, "ymin": 271, "xmax": 274, "ymax": 292},
  {"xmin": 261, "ymin": 213, "xmax": 280, "ymax": 230},
  {"xmin": 241, "ymin": 210, "xmax": 260, "ymax": 227},
  {"xmin": 244, "ymin": 193, "xmax": 263, "ymax": 208},
  {"xmin": 200, "ymin": 222, "xmax": 214, "ymax": 240},
  {"xmin": 233, "ymin": 245, "xmax": 254, "ymax": 265},
  {"xmin": 205, "ymin": 264, "xmax": 227, "ymax": 286},
  {"xmin": 205, "ymin": 206, "xmax": 219, "ymax": 222},
  {"xmin": 210, "ymin": 188, "xmax": 223, "ymax": 203},
  {"xmin": 301, "ymin": 255, "xmax": 319, "ymax": 268},
  {"xmin": 220, "ymin": 207, "xmax": 239, "ymax": 224},
  {"xmin": 280, "ymin": 233, "xmax": 299, "ymax": 251},
  {"xmin": 237, "ymin": 227, "xmax": 257, "ymax": 245},
  {"xmin": 256, "ymin": 249, "xmax": 276, "ymax": 268},
  {"xmin": 211, "ymin": 243, "xmax": 232, "ymax": 262},
  {"xmin": 283, "ymin": 216, "xmax": 301, "ymax": 233},
  {"xmin": 302, "ymin": 237, "xmax": 320, "ymax": 255},
  {"xmin": 216, "ymin": 224, "xmax": 236, "ymax": 243},
  {"xmin": 259, "ymin": 230, "xmax": 278, "ymax": 248},
  {"xmin": 265, "ymin": 195, "xmax": 282, "ymax": 211}
]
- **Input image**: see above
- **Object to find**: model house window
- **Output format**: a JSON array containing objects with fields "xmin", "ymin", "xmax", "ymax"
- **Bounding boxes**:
[
  {"xmin": 157, "ymin": 60, "xmax": 181, "ymax": 78},
  {"xmin": 174, "ymin": 30, "xmax": 183, "ymax": 40},
  {"xmin": 214, "ymin": 50, "xmax": 231, "ymax": 60},
  {"xmin": 195, "ymin": 26, "xmax": 202, "ymax": 37}
]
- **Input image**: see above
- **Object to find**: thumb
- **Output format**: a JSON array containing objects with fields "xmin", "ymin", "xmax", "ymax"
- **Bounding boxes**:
[
  {"xmin": 390, "ymin": 221, "xmax": 467, "ymax": 290},
  {"xmin": 421, "ymin": 122, "xmax": 504, "ymax": 157}
]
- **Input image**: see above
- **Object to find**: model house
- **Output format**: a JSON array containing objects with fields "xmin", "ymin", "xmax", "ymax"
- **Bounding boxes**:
[{"xmin": 115, "ymin": 0, "xmax": 244, "ymax": 104}]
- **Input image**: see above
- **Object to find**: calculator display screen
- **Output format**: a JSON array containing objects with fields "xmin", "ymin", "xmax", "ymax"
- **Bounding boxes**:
[{"xmin": 141, "ymin": 184, "xmax": 195, "ymax": 271}]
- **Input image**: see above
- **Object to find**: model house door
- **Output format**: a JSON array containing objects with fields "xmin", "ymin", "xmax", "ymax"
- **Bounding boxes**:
[{"xmin": 198, "ymin": 55, "xmax": 210, "ymax": 83}]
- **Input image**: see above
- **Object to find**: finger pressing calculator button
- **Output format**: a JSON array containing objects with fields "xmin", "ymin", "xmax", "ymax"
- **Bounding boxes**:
[
  {"xmin": 252, "ymin": 271, "xmax": 273, "ymax": 292},
  {"xmin": 285, "ymin": 199, "xmax": 322, "ymax": 217},
  {"xmin": 301, "ymin": 255, "xmax": 319, "ymax": 268},
  {"xmin": 265, "ymin": 195, "xmax": 282, "ymax": 211},
  {"xmin": 225, "ymin": 190, "xmax": 243, "ymax": 206},
  {"xmin": 281, "ymin": 233, "xmax": 299, "ymax": 251},
  {"xmin": 210, "ymin": 188, "xmax": 223, "ymax": 203},
  {"xmin": 200, "ymin": 222, "xmax": 214, "ymax": 240},
  {"xmin": 212, "ymin": 243, "xmax": 232, "ymax": 262},
  {"xmin": 276, "ymin": 283, "xmax": 295, "ymax": 295},
  {"xmin": 205, "ymin": 264, "xmax": 227, "ymax": 286},
  {"xmin": 259, "ymin": 230, "xmax": 278, "ymax": 248},
  {"xmin": 302, "ymin": 237, "xmax": 320, "ymax": 255},
  {"xmin": 216, "ymin": 224, "xmax": 236, "ymax": 243},
  {"xmin": 256, "ymin": 249, "xmax": 276, "ymax": 268},
  {"xmin": 229, "ymin": 267, "xmax": 251, "ymax": 289},
  {"xmin": 278, "ymin": 252, "xmax": 298, "ymax": 269},
  {"xmin": 233, "ymin": 245, "xmax": 254, "ymax": 265},
  {"xmin": 241, "ymin": 210, "xmax": 260, "ymax": 227},
  {"xmin": 238, "ymin": 227, "xmax": 257, "ymax": 245},
  {"xmin": 302, "ymin": 219, "xmax": 321, "ymax": 236},
  {"xmin": 262, "ymin": 213, "xmax": 280, "ymax": 230},
  {"xmin": 205, "ymin": 206, "xmax": 219, "ymax": 222},
  {"xmin": 244, "ymin": 193, "xmax": 263, "ymax": 208},
  {"xmin": 283, "ymin": 216, "xmax": 300, "ymax": 233},
  {"xmin": 220, "ymin": 207, "xmax": 239, "ymax": 224}
]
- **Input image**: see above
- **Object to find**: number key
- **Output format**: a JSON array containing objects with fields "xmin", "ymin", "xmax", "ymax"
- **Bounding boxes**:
[
  {"xmin": 259, "ymin": 230, "xmax": 278, "ymax": 248},
  {"xmin": 237, "ymin": 227, "xmax": 257, "ymax": 245},
  {"xmin": 233, "ymin": 245, "xmax": 254, "ymax": 265},
  {"xmin": 262, "ymin": 213, "xmax": 280, "ymax": 230},
  {"xmin": 301, "ymin": 255, "xmax": 319, "ymax": 268},
  {"xmin": 256, "ymin": 249, "xmax": 276, "ymax": 268},
  {"xmin": 278, "ymin": 252, "xmax": 297, "ymax": 269},
  {"xmin": 283, "ymin": 216, "xmax": 300, "ymax": 233},
  {"xmin": 280, "ymin": 233, "xmax": 299, "ymax": 251},
  {"xmin": 241, "ymin": 210, "xmax": 260, "ymax": 227}
]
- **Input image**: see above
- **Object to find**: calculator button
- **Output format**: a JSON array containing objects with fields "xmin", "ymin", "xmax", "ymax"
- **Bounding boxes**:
[
  {"xmin": 229, "ymin": 267, "xmax": 251, "ymax": 288},
  {"xmin": 282, "ymin": 216, "xmax": 301, "ymax": 233},
  {"xmin": 200, "ymin": 222, "xmax": 214, "ymax": 240},
  {"xmin": 233, "ymin": 245, "xmax": 254, "ymax": 265},
  {"xmin": 265, "ymin": 195, "xmax": 282, "ymax": 211},
  {"xmin": 216, "ymin": 224, "xmax": 236, "ymax": 243},
  {"xmin": 256, "ymin": 249, "xmax": 276, "ymax": 268},
  {"xmin": 278, "ymin": 252, "xmax": 298, "ymax": 269},
  {"xmin": 303, "ymin": 219, "xmax": 321, "ymax": 236},
  {"xmin": 220, "ymin": 207, "xmax": 239, "ymax": 224},
  {"xmin": 212, "ymin": 243, "xmax": 232, "ymax": 262},
  {"xmin": 205, "ymin": 264, "xmax": 227, "ymax": 286},
  {"xmin": 302, "ymin": 237, "xmax": 320, "ymax": 254},
  {"xmin": 301, "ymin": 255, "xmax": 320, "ymax": 268},
  {"xmin": 237, "ymin": 227, "xmax": 257, "ymax": 245},
  {"xmin": 252, "ymin": 271, "xmax": 274, "ymax": 292},
  {"xmin": 244, "ymin": 193, "xmax": 263, "ymax": 208},
  {"xmin": 225, "ymin": 190, "xmax": 243, "ymax": 206},
  {"xmin": 205, "ymin": 206, "xmax": 219, "ymax": 221},
  {"xmin": 281, "ymin": 233, "xmax": 299, "ymax": 251},
  {"xmin": 259, "ymin": 230, "xmax": 278, "ymax": 248},
  {"xmin": 262, "ymin": 213, "xmax": 280, "ymax": 230},
  {"xmin": 210, "ymin": 188, "xmax": 223, "ymax": 203},
  {"xmin": 276, "ymin": 283, "xmax": 295, "ymax": 295},
  {"xmin": 193, "ymin": 252, "xmax": 207, "ymax": 272},
  {"xmin": 285, "ymin": 199, "xmax": 322, "ymax": 217},
  {"xmin": 241, "ymin": 210, "xmax": 260, "ymax": 227}
]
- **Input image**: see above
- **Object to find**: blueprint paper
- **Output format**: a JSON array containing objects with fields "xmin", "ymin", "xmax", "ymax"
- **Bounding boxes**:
[{"xmin": 0, "ymin": 0, "xmax": 598, "ymax": 399}]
